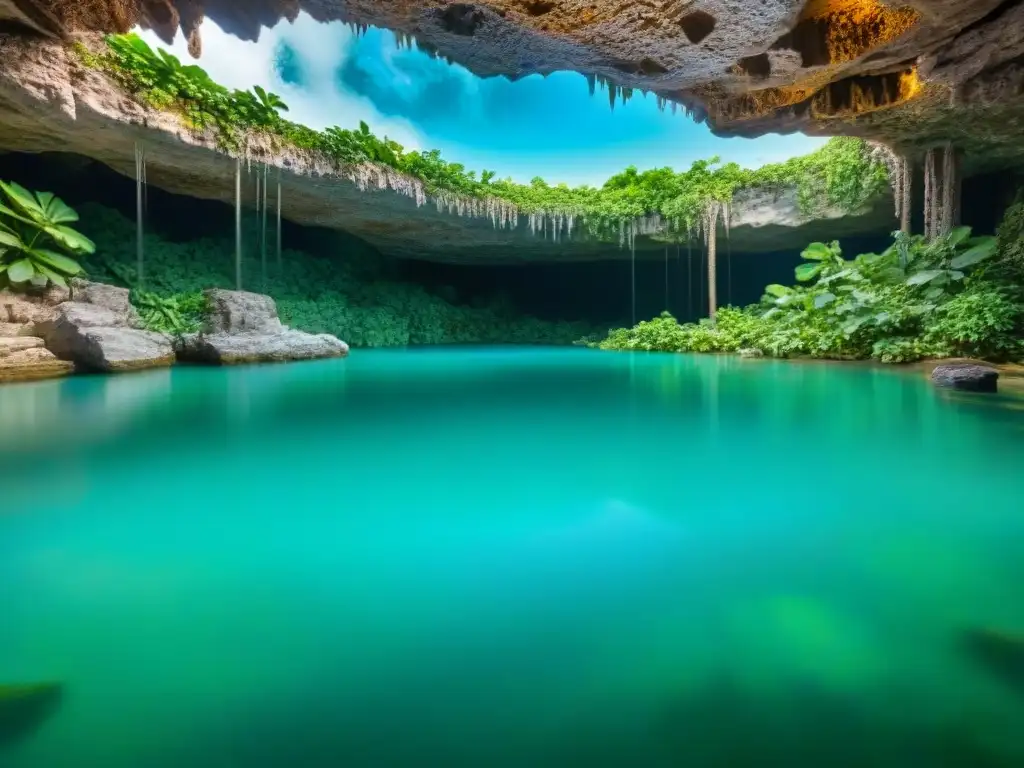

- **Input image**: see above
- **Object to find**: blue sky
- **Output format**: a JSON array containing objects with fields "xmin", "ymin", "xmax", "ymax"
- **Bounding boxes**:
[{"xmin": 142, "ymin": 15, "xmax": 826, "ymax": 187}]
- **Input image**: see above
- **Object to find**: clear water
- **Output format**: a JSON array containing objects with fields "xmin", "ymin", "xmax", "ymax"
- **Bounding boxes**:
[{"xmin": 3, "ymin": 348, "xmax": 1024, "ymax": 767}]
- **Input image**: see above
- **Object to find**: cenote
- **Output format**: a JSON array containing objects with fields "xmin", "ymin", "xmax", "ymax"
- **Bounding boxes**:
[
  {"xmin": 4, "ymin": 349, "xmax": 1024, "ymax": 767},
  {"xmin": 4, "ymin": 4, "xmax": 1024, "ymax": 766}
]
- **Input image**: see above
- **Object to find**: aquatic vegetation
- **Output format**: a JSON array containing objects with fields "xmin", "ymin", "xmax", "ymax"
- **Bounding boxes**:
[
  {"xmin": 74, "ymin": 204, "xmax": 593, "ymax": 347},
  {"xmin": 593, "ymin": 223, "xmax": 1024, "ymax": 363},
  {"xmin": 0, "ymin": 181, "xmax": 92, "ymax": 289},
  {"xmin": 0, "ymin": 682, "xmax": 63, "ymax": 749},
  {"xmin": 76, "ymin": 35, "xmax": 888, "ymax": 236}
]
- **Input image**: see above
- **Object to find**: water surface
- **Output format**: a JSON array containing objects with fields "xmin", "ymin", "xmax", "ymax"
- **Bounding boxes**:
[{"xmin": 3, "ymin": 348, "xmax": 1024, "ymax": 766}]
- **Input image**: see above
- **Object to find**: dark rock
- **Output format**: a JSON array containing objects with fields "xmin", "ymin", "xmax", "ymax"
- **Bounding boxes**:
[
  {"xmin": 203, "ymin": 289, "xmax": 284, "ymax": 334},
  {"xmin": 0, "ymin": 682, "xmax": 63, "ymax": 749},
  {"xmin": 931, "ymin": 364, "xmax": 999, "ymax": 393},
  {"xmin": 177, "ymin": 330, "xmax": 349, "ymax": 365},
  {"xmin": 37, "ymin": 302, "xmax": 175, "ymax": 372}
]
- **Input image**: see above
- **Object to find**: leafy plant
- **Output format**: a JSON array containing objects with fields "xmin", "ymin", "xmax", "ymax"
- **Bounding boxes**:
[
  {"xmin": 0, "ymin": 181, "xmax": 92, "ymax": 288},
  {"xmin": 133, "ymin": 290, "xmax": 207, "ymax": 335}
]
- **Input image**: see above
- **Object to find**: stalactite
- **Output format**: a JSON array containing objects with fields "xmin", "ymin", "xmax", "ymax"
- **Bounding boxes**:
[
  {"xmin": 261, "ymin": 163, "xmax": 269, "ymax": 289},
  {"xmin": 664, "ymin": 246, "xmax": 669, "ymax": 311},
  {"xmin": 235, "ymin": 158, "xmax": 242, "ymax": 291},
  {"xmin": 134, "ymin": 141, "xmax": 145, "ymax": 287},
  {"xmin": 687, "ymin": 239, "xmax": 693, "ymax": 322},
  {"xmin": 586, "ymin": 74, "xmax": 596, "ymax": 96},
  {"xmin": 276, "ymin": 169, "xmax": 282, "ymax": 269},
  {"xmin": 631, "ymin": 237, "xmax": 636, "ymax": 326}
]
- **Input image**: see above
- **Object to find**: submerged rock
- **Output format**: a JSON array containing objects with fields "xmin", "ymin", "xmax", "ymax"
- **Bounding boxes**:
[
  {"xmin": 37, "ymin": 302, "xmax": 175, "ymax": 372},
  {"xmin": 0, "ymin": 682, "xmax": 63, "ymax": 749},
  {"xmin": 960, "ymin": 628, "xmax": 1024, "ymax": 694},
  {"xmin": 931, "ymin": 364, "xmax": 999, "ymax": 393}
]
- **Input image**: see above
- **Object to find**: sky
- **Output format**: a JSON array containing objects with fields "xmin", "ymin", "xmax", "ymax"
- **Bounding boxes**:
[{"xmin": 140, "ymin": 14, "xmax": 827, "ymax": 188}]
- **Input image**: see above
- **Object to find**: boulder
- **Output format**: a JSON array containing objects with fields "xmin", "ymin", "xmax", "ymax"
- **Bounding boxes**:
[
  {"xmin": 69, "ymin": 279, "xmax": 142, "ymax": 328},
  {"xmin": 0, "ymin": 289, "xmax": 63, "ymax": 325},
  {"xmin": 739, "ymin": 348, "xmax": 764, "ymax": 359},
  {"xmin": 0, "ymin": 322, "xmax": 35, "ymax": 337},
  {"xmin": 931, "ymin": 364, "xmax": 999, "ymax": 393},
  {"xmin": 0, "ymin": 336, "xmax": 44, "ymax": 357},
  {"xmin": 0, "ymin": 681, "xmax": 63, "ymax": 749},
  {"xmin": 37, "ymin": 302, "xmax": 174, "ymax": 372},
  {"xmin": 177, "ymin": 330, "xmax": 349, "ymax": 365},
  {"xmin": 0, "ymin": 345, "xmax": 73, "ymax": 382},
  {"xmin": 203, "ymin": 289, "xmax": 284, "ymax": 335}
]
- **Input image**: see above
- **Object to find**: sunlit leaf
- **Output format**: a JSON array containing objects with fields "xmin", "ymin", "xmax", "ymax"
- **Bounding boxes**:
[
  {"xmin": 7, "ymin": 258, "xmax": 35, "ymax": 283},
  {"xmin": 946, "ymin": 226, "xmax": 971, "ymax": 246},
  {"xmin": 764, "ymin": 284, "xmax": 791, "ymax": 298},
  {"xmin": 800, "ymin": 242, "xmax": 832, "ymax": 261},
  {"xmin": 31, "ymin": 248, "xmax": 83, "ymax": 275},
  {"xmin": 813, "ymin": 292, "xmax": 836, "ymax": 309},
  {"xmin": 795, "ymin": 263, "xmax": 822, "ymax": 282},
  {"xmin": 949, "ymin": 238, "xmax": 996, "ymax": 269},
  {"xmin": 906, "ymin": 269, "xmax": 943, "ymax": 286}
]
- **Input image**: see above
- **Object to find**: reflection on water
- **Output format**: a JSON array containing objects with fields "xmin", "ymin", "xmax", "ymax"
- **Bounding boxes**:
[{"xmin": 2, "ymin": 348, "xmax": 1024, "ymax": 767}]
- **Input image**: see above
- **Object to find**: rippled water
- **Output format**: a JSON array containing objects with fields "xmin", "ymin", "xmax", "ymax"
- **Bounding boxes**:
[{"xmin": 3, "ymin": 348, "xmax": 1024, "ymax": 767}]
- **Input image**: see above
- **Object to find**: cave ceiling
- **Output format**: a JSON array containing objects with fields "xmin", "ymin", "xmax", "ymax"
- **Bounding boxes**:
[{"xmin": 4, "ymin": 0, "xmax": 1024, "ymax": 169}]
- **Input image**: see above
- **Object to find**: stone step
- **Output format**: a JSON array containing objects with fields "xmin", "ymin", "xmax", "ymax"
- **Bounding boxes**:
[
  {"xmin": 0, "ymin": 322, "xmax": 34, "ymax": 337},
  {"xmin": 0, "ymin": 336, "xmax": 45, "ymax": 358},
  {"xmin": 0, "ymin": 346, "xmax": 73, "ymax": 383}
]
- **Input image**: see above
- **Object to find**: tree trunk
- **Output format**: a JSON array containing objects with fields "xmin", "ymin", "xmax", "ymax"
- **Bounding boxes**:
[{"xmin": 900, "ymin": 157, "xmax": 912, "ymax": 235}]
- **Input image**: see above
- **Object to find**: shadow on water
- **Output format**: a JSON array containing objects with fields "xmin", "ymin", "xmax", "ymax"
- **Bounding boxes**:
[{"xmin": 0, "ymin": 684, "xmax": 63, "ymax": 750}]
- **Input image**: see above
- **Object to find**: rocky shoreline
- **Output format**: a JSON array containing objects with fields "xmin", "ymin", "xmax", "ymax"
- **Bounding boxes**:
[{"xmin": 0, "ymin": 281, "xmax": 348, "ymax": 384}]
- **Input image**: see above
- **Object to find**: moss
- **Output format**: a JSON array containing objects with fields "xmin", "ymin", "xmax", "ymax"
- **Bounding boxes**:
[{"xmin": 0, "ymin": 682, "xmax": 64, "ymax": 749}]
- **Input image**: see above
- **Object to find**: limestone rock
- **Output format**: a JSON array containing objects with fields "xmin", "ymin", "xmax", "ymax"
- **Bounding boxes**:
[
  {"xmin": 37, "ymin": 302, "xmax": 175, "ymax": 372},
  {"xmin": 931, "ymin": 363, "xmax": 999, "ymax": 393},
  {"xmin": 0, "ymin": 345, "xmax": 73, "ymax": 382},
  {"xmin": 69, "ymin": 278, "xmax": 142, "ymax": 327},
  {"xmin": 0, "ymin": 288, "xmax": 63, "ymax": 325},
  {"xmin": 0, "ymin": 681, "xmax": 63, "ymax": 749},
  {"xmin": 0, "ymin": 321, "xmax": 36, "ymax": 337},
  {"xmin": 203, "ymin": 288, "xmax": 284, "ymax": 334},
  {"xmin": 177, "ymin": 329, "xmax": 348, "ymax": 365},
  {"xmin": 0, "ymin": 336, "xmax": 44, "ymax": 356},
  {"xmin": 738, "ymin": 348, "xmax": 764, "ymax": 358}
]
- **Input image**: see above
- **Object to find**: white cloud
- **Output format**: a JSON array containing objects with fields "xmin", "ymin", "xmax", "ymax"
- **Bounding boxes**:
[{"xmin": 137, "ymin": 14, "xmax": 424, "ymax": 151}]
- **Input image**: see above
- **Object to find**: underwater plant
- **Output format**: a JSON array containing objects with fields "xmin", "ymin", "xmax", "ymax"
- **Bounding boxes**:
[{"xmin": 0, "ymin": 181, "xmax": 92, "ymax": 289}]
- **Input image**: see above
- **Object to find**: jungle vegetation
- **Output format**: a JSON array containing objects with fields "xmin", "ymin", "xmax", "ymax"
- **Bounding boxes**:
[
  {"xmin": 73, "ymin": 203, "xmax": 594, "ymax": 346},
  {"xmin": 75, "ymin": 34, "xmax": 889, "ymax": 231},
  {"xmin": 0, "ymin": 181, "xmax": 91, "ymax": 289},
  {"xmin": 592, "ymin": 203, "xmax": 1024, "ymax": 364}
]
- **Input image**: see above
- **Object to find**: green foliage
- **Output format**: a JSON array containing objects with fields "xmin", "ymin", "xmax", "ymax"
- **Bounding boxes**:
[
  {"xmin": 133, "ymin": 290, "xmax": 207, "ymax": 335},
  {"xmin": 74, "ymin": 204, "xmax": 593, "ymax": 348},
  {"xmin": 996, "ymin": 196, "xmax": 1024, "ymax": 279},
  {"xmin": 0, "ymin": 181, "xmax": 91, "ymax": 289},
  {"xmin": 82, "ymin": 35, "xmax": 888, "ymax": 235},
  {"xmin": 596, "ymin": 224, "xmax": 1023, "ymax": 364}
]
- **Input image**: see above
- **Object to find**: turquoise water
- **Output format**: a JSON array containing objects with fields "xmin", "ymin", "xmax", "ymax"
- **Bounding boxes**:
[{"xmin": 3, "ymin": 348, "xmax": 1024, "ymax": 766}]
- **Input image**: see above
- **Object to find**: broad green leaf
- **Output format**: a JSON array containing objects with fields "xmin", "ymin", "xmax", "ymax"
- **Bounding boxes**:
[
  {"xmin": 950, "ymin": 270, "xmax": 965, "ymax": 281},
  {"xmin": 761, "ymin": 308, "xmax": 780, "ymax": 319},
  {"xmin": 874, "ymin": 311, "xmax": 891, "ymax": 324},
  {"xmin": 842, "ymin": 317, "xmax": 867, "ymax": 334},
  {"xmin": 40, "ymin": 194, "xmax": 79, "ymax": 224},
  {"xmin": 31, "ymin": 248, "xmax": 83, "ymax": 275},
  {"xmin": 906, "ymin": 270, "xmax": 943, "ymax": 286},
  {"xmin": 924, "ymin": 286, "xmax": 944, "ymax": 300},
  {"xmin": 33, "ymin": 262, "xmax": 67, "ymax": 287},
  {"xmin": 764, "ymin": 284, "xmax": 791, "ymax": 298},
  {"xmin": 801, "ymin": 242, "xmax": 831, "ymax": 261},
  {"xmin": 7, "ymin": 257, "xmax": 35, "ymax": 283},
  {"xmin": 0, "ymin": 227, "xmax": 22, "ymax": 248},
  {"xmin": 795, "ymin": 263, "xmax": 822, "ymax": 282},
  {"xmin": 46, "ymin": 225, "xmax": 95, "ymax": 254},
  {"xmin": 946, "ymin": 226, "xmax": 971, "ymax": 246},
  {"xmin": 813, "ymin": 292, "xmax": 836, "ymax": 309},
  {"xmin": 949, "ymin": 238, "xmax": 996, "ymax": 269},
  {"xmin": 0, "ymin": 180, "xmax": 45, "ymax": 220}
]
